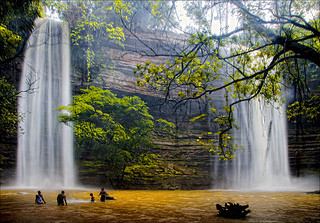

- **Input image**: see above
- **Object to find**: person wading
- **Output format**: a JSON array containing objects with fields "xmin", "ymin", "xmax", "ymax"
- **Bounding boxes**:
[
  {"xmin": 35, "ymin": 191, "xmax": 46, "ymax": 204},
  {"xmin": 57, "ymin": 191, "xmax": 67, "ymax": 206}
]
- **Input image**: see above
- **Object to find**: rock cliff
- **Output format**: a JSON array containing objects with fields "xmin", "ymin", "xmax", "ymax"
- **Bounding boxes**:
[{"xmin": 1, "ymin": 29, "xmax": 319, "ymax": 189}]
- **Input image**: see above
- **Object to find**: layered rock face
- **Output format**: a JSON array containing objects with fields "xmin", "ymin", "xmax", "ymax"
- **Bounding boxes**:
[
  {"xmin": 287, "ymin": 79, "xmax": 320, "ymax": 178},
  {"xmin": 1, "ymin": 29, "xmax": 318, "ymax": 189},
  {"xmin": 72, "ymin": 29, "xmax": 320, "ymax": 189},
  {"xmin": 288, "ymin": 133, "xmax": 320, "ymax": 177},
  {"xmin": 73, "ymin": 30, "xmax": 214, "ymax": 189}
]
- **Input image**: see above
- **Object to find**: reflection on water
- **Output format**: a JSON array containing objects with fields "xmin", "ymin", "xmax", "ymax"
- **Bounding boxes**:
[{"xmin": 1, "ymin": 190, "xmax": 319, "ymax": 223}]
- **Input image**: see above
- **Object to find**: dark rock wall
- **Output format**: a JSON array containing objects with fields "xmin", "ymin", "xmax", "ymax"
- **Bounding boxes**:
[{"xmin": 288, "ymin": 134, "xmax": 320, "ymax": 177}]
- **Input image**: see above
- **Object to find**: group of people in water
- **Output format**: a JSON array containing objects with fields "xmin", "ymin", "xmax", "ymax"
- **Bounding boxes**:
[
  {"xmin": 35, "ymin": 188, "xmax": 114, "ymax": 205},
  {"xmin": 91, "ymin": 187, "xmax": 115, "ymax": 202}
]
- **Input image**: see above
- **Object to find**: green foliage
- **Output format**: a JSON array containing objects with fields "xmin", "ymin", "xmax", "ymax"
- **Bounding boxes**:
[
  {"xmin": 134, "ymin": 0, "xmax": 320, "ymax": 160},
  {"xmin": 0, "ymin": 77, "xmax": 22, "ymax": 142},
  {"xmin": 113, "ymin": 0, "xmax": 132, "ymax": 21},
  {"xmin": 0, "ymin": 25, "xmax": 22, "ymax": 61},
  {"xmin": 124, "ymin": 153, "xmax": 196, "ymax": 184},
  {"xmin": 287, "ymin": 93, "xmax": 320, "ymax": 132},
  {"xmin": 284, "ymin": 56, "xmax": 320, "ymax": 135},
  {"xmin": 0, "ymin": 0, "xmax": 42, "ymax": 62},
  {"xmin": 155, "ymin": 118, "xmax": 176, "ymax": 136},
  {"xmin": 58, "ymin": 86, "xmax": 154, "ymax": 144},
  {"xmin": 0, "ymin": 2, "xmax": 41, "ymax": 145},
  {"xmin": 51, "ymin": 0, "xmax": 129, "ymax": 83},
  {"xmin": 124, "ymin": 154, "xmax": 163, "ymax": 181},
  {"xmin": 0, "ymin": 0, "xmax": 43, "ymax": 25},
  {"xmin": 58, "ymin": 86, "xmax": 174, "ymax": 184},
  {"xmin": 135, "ymin": 38, "xmax": 223, "ymax": 99}
]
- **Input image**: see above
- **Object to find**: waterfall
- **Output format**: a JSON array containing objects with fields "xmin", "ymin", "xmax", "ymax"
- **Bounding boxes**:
[
  {"xmin": 16, "ymin": 18, "xmax": 76, "ymax": 188},
  {"xmin": 212, "ymin": 97, "xmax": 291, "ymax": 190}
]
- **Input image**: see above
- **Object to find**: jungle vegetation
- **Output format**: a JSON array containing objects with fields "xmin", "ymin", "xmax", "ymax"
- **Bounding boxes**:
[
  {"xmin": 57, "ymin": 86, "xmax": 175, "ymax": 185},
  {"xmin": 124, "ymin": 0, "xmax": 320, "ymax": 160},
  {"xmin": 0, "ymin": 0, "xmax": 42, "ymax": 143},
  {"xmin": 0, "ymin": 0, "xmax": 319, "ymax": 176}
]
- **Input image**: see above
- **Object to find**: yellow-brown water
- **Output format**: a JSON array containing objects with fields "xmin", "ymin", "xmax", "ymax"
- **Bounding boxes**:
[{"xmin": 1, "ymin": 190, "xmax": 319, "ymax": 223}]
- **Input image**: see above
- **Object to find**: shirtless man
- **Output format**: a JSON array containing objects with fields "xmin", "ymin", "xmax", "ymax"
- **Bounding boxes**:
[
  {"xmin": 98, "ymin": 188, "xmax": 114, "ymax": 202},
  {"xmin": 57, "ymin": 191, "xmax": 67, "ymax": 206}
]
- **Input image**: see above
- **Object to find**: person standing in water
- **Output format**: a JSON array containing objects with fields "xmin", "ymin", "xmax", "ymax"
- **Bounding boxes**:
[
  {"xmin": 57, "ymin": 191, "xmax": 67, "ymax": 206},
  {"xmin": 35, "ymin": 191, "xmax": 46, "ymax": 204},
  {"xmin": 90, "ymin": 193, "xmax": 95, "ymax": 203},
  {"xmin": 98, "ymin": 188, "xmax": 114, "ymax": 202},
  {"xmin": 98, "ymin": 188, "xmax": 107, "ymax": 202}
]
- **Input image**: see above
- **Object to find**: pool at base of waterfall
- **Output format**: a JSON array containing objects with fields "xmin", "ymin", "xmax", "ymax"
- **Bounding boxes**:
[{"xmin": 1, "ymin": 190, "xmax": 319, "ymax": 223}]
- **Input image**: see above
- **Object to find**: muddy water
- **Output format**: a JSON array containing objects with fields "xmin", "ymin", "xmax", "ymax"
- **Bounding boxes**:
[{"xmin": 1, "ymin": 190, "xmax": 319, "ymax": 223}]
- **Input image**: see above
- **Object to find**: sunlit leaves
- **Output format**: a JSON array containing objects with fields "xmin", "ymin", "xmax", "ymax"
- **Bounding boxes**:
[
  {"xmin": 0, "ymin": 0, "xmax": 42, "ymax": 62},
  {"xmin": 189, "ymin": 114, "xmax": 208, "ymax": 122},
  {"xmin": 124, "ymin": 153, "xmax": 195, "ymax": 183},
  {"xmin": 113, "ymin": 0, "xmax": 132, "ymax": 21},
  {"xmin": 197, "ymin": 132, "xmax": 240, "ymax": 161},
  {"xmin": 58, "ymin": 85, "xmax": 174, "ymax": 152},
  {"xmin": 61, "ymin": 0, "xmax": 127, "ymax": 82},
  {"xmin": 58, "ymin": 86, "xmax": 175, "ymax": 183},
  {"xmin": 135, "ymin": 37, "xmax": 223, "ymax": 102},
  {"xmin": 134, "ymin": 16, "xmax": 292, "ymax": 160},
  {"xmin": 287, "ymin": 93, "xmax": 320, "ymax": 128},
  {"xmin": 58, "ymin": 86, "xmax": 151, "ymax": 144},
  {"xmin": 0, "ymin": 24, "xmax": 22, "ymax": 60},
  {"xmin": 155, "ymin": 118, "xmax": 175, "ymax": 136}
]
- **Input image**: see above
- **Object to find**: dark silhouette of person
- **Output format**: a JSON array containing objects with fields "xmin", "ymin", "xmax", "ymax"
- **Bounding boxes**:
[
  {"xmin": 57, "ymin": 191, "xmax": 67, "ymax": 206},
  {"xmin": 98, "ymin": 188, "xmax": 107, "ymax": 202},
  {"xmin": 90, "ymin": 193, "xmax": 95, "ymax": 203},
  {"xmin": 35, "ymin": 191, "xmax": 46, "ymax": 204},
  {"xmin": 98, "ymin": 187, "xmax": 114, "ymax": 202}
]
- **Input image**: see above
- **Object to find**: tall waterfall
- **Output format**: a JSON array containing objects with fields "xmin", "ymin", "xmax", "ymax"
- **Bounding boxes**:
[
  {"xmin": 16, "ymin": 18, "xmax": 76, "ymax": 188},
  {"xmin": 212, "ymin": 98, "xmax": 291, "ymax": 190}
]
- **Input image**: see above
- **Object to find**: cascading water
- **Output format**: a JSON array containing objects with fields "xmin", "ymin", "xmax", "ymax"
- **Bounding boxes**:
[
  {"xmin": 212, "ymin": 97, "xmax": 291, "ymax": 190},
  {"xmin": 16, "ymin": 18, "xmax": 76, "ymax": 188}
]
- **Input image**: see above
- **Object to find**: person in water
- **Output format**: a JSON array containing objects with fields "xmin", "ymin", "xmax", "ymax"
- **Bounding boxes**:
[
  {"xmin": 57, "ymin": 191, "xmax": 67, "ymax": 206},
  {"xmin": 98, "ymin": 188, "xmax": 107, "ymax": 202},
  {"xmin": 90, "ymin": 193, "xmax": 95, "ymax": 203},
  {"xmin": 35, "ymin": 191, "xmax": 46, "ymax": 204},
  {"xmin": 98, "ymin": 188, "xmax": 114, "ymax": 202}
]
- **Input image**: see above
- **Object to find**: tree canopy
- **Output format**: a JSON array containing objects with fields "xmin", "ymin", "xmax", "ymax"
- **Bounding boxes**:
[
  {"xmin": 0, "ymin": 0, "xmax": 42, "ymax": 63},
  {"xmin": 0, "ymin": 0, "xmax": 42, "ymax": 143},
  {"xmin": 127, "ymin": 0, "xmax": 320, "ymax": 159},
  {"xmin": 0, "ymin": 0, "xmax": 318, "ymax": 163},
  {"xmin": 58, "ymin": 86, "xmax": 175, "ymax": 184},
  {"xmin": 56, "ymin": 0, "xmax": 128, "ymax": 83},
  {"xmin": 52, "ymin": 0, "xmax": 176, "ymax": 84}
]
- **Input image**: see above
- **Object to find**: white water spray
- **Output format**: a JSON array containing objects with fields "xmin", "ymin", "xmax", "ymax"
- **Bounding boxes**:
[
  {"xmin": 212, "ymin": 98, "xmax": 291, "ymax": 190},
  {"xmin": 16, "ymin": 18, "xmax": 76, "ymax": 189}
]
